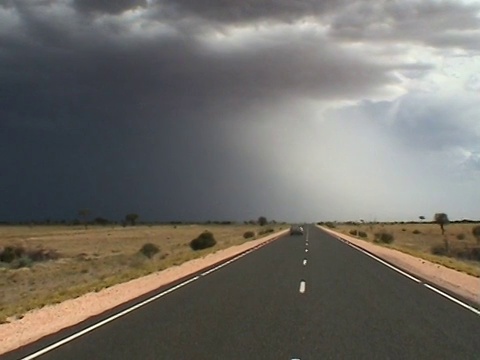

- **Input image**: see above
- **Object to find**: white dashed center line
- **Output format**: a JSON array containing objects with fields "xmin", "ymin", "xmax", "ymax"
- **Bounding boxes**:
[
  {"xmin": 299, "ymin": 280, "xmax": 306, "ymax": 294},
  {"xmin": 305, "ymin": 248, "xmax": 308, "ymax": 253},
  {"xmin": 303, "ymin": 259, "xmax": 307, "ymax": 266}
]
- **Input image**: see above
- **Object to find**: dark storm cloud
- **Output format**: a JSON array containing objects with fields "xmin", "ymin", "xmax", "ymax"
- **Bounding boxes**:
[
  {"xmin": 4, "ymin": 0, "xmax": 390, "ymax": 221},
  {"xmin": 1, "ymin": 1, "xmax": 399, "ymax": 133},
  {"xmin": 74, "ymin": 0, "xmax": 147, "ymax": 15},
  {"xmin": 328, "ymin": 0, "xmax": 480, "ymax": 51},
  {"xmin": 2, "ymin": 0, "xmax": 478, "ymax": 221},
  {"xmin": 154, "ymin": 0, "xmax": 347, "ymax": 24}
]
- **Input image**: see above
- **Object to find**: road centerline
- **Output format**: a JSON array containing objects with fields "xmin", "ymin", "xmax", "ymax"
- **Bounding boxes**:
[{"xmin": 299, "ymin": 280, "xmax": 306, "ymax": 294}]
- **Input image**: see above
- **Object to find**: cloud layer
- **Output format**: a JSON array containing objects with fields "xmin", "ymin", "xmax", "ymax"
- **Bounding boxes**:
[{"xmin": 1, "ymin": 0, "xmax": 479, "ymax": 222}]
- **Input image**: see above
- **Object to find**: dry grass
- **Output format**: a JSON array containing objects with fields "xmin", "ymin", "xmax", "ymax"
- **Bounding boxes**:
[
  {"xmin": 0, "ymin": 224, "xmax": 286, "ymax": 322},
  {"xmin": 334, "ymin": 222, "xmax": 480, "ymax": 277}
]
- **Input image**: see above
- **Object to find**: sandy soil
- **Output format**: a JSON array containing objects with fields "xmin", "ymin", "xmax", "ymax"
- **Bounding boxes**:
[
  {"xmin": 1, "ymin": 226, "xmax": 479, "ymax": 355},
  {"xmin": 0, "ymin": 230, "xmax": 287, "ymax": 355}
]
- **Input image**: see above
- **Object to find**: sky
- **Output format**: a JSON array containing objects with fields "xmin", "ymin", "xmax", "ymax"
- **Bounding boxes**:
[{"xmin": 1, "ymin": 0, "xmax": 480, "ymax": 223}]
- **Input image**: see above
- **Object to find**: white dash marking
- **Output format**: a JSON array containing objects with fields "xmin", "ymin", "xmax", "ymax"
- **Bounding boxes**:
[
  {"xmin": 305, "ymin": 248, "xmax": 308, "ymax": 253},
  {"xmin": 299, "ymin": 280, "xmax": 306, "ymax": 294},
  {"xmin": 303, "ymin": 259, "xmax": 307, "ymax": 266}
]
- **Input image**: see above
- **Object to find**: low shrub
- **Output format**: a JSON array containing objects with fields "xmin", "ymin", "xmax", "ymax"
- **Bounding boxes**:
[
  {"xmin": 0, "ymin": 245, "xmax": 60, "ymax": 268},
  {"xmin": 243, "ymin": 231, "xmax": 255, "ymax": 239},
  {"xmin": 431, "ymin": 243, "xmax": 448, "ymax": 256},
  {"xmin": 190, "ymin": 231, "xmax": 216, "ymax": 251},
  {"xmin": 139, "ymin": 243, "xmax": 160, "ymax": 258},
  {"xmin": 447, "ymin": 245, "xmax": 480, "ymax": 262},
  {"xmin": 11, "ymin": 256, "xmax": 33, "ymax": 269},
  {"xmin": 401, "ymin": 228, "xmax": 406, "ymax": 232},
  {"xmin": 358, "ymin": 231, "xmax": 368, "ymax": 238},
  {"xmin": 456, "ymin": 233, "xmax": 465, "ymax": 240},
  {"xmin": 469, "ymin": 247, "xmax": 480, "ymax": 261},
  {"xmin": 28, "ymin": 248, "xmax": 60, "ymax": 262},
  {"xmin": 325, "ymin": 222, "xmax": 336, "ymax": 229},
  {"xmin": 259, "ymin": 228, "xmax": 274, "ymax": 235},
  {"xmin": 0, "ymin": 246, "xmax": 20, "ymax": 263},
  {"xmin": 412, "ymin": 229, "xmax": 421, "ymax": 235},
  {"xmin": 349, "ymin": 229, "xmax": 358, "ymax": 236},
  {"xmin": 374, "ymin": 232, "xmax": 394, "ymax": 244},
  {"xmin": 472, "ymin": 226, "xmax": 480, "ymax": 243}
]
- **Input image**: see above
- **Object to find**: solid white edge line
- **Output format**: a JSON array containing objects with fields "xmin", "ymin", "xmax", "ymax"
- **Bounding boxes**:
[
  {"xmin": 299, "ymin": 281, "xmax": 306, "ymax": 294},
  {"xmin": 20, "ymin": 236, "xmax": 282, "ymax": 360},
  {"xmin": 354, "ymin": 246, "xmax": 421, "ymax": 283},
  {"xmin": 327, "ymin": 229, "xmax": 480, "ymax": 316},
  {"xmin": 19, "ymin": 275, "xmax": 200, "ymax": 360},
  {"xmin": 423, "ymin": 284, "xmax": 480, "ymax": 316}
]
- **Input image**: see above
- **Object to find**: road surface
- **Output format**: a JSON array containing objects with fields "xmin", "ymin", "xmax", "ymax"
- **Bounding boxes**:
[{"xmin": 4, "ymin": 225, "xmax": 480, "ymax": 359}]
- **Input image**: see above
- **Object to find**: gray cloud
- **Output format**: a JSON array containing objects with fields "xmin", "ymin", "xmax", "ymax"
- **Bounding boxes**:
[
  {"xmin": 153, "ymin": 0, "xmax": 346, "ymax": 25},
  {"xmin": 463, "ymin": 152, "xmax": 480, "ymax": 172},
  {"xmin": 328, "ymin": 0, "xmax": 480, "ymax": 51},
  {"xmin": 1, "ymin": 2, "xmax": 400, "ymax": 134},
  {"xmin": 328, "ymin": 93, "xmax": 480, "ymax": 153},
  {"xmin": 74, "ymin": 0, "xmax": 147, "ymax": 14},
  {"xmin": 466, "ymin": 73, "xmax": 480, "ymax": 92},
  {"xmin": 1, "ymin": 0, "xmax": 479, "ymax": 221}
]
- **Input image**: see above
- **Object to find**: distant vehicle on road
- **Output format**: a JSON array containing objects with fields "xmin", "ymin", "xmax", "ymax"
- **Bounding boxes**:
[{"xmin": 290, "ymin": 225, "xmax": 304, "ymax": 235}]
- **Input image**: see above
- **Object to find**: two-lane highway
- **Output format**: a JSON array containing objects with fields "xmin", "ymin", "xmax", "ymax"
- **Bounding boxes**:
[{"xmin": 4, "ymin": 225, "xmax": 480, "ymax": 359}]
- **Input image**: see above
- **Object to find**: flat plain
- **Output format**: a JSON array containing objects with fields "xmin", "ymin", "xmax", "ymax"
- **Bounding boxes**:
[
  {"xmin": 0, "ymin": 224, "xmax": 286, "ymax": 322},
  {"xmin": 332, "ymin": 222, "xmax": 480, "ymax": 277}
]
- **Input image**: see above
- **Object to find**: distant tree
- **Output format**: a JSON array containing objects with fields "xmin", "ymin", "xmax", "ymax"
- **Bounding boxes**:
[
  {"xmin": 472, "ymin": 225, "xmax": 480, "ymax": 244},
  {"xmin": 434, "ymin": 213, "xmax": 449, "ymax": 235},
  {"xmin": 94, "ymin": 217, "xmax": 109, "ymax": 226},
  {"xmin": 78, "ymin": 209, "xmax": 91, "ymax": 229},
  {"xmin": 125, "ymin": 213, "xmax": 139, "ymax": 226},
  {"xmin": 258, "ymin": 216, "xmax": 268, "ymax": 226},
  {"xmin": 419, "ymin": 216, "xmax": 425, "ymax": 222}
]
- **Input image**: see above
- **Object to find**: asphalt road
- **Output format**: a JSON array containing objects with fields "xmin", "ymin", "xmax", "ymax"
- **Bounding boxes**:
[{"xmin": 4, "ymin": 225, "xmax": 480, "ymax": 360}]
